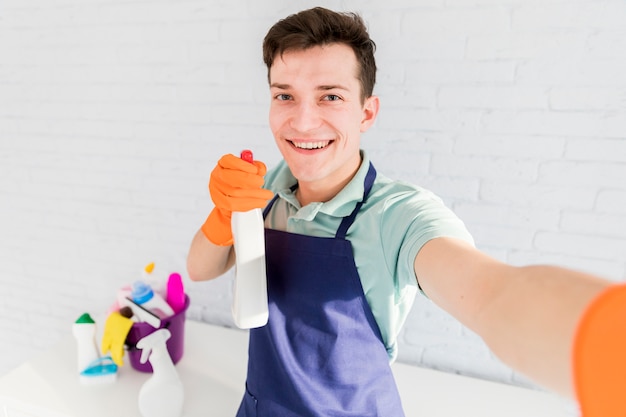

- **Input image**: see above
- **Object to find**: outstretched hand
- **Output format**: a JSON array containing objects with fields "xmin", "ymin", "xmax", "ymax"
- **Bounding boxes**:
[
  {"xmin": 573, "ymin": 283, "xmax": 626, "ymax": 417},
  {"xmin": 202, "ymin": 154, "xmax": 274, "ymax": 246}
]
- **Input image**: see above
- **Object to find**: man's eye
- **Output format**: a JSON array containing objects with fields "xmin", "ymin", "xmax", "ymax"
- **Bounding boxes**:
[
  {"xmin": 324, "ymin": 94, "xmax": 341, "ymax": 101},
  {"xmin": 275, "ymin": 94, "xmax": 291, "ymax": 101}
]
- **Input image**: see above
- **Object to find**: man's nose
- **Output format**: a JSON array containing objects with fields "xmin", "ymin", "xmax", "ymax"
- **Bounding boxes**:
[{"xmin": 289, "ymin": 101, "xmax": 322, "ymax": 132}]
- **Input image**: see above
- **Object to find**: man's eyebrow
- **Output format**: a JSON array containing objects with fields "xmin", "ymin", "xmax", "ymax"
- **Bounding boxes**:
[
  {"xmin": 317, "ymin": 84, "xmax": 350, "ymax": 91},
  {"xmin": 269, "ymin": 83, "xmax": 350, "ymax": 91},
  {"xmin": 270, "ymin": 83, "xmax": 290, "ymax": 90}
]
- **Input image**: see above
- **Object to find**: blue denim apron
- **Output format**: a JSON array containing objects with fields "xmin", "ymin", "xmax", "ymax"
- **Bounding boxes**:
[{"xmin": 236, "ymin": 163, "xmax": 405, "ymax": 417}]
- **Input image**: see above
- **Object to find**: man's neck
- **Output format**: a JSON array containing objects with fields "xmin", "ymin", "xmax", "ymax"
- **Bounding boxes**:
[
  {"xmin": 296, "ymin": 181, "xmax": 346, "ymax": 207},
  {"xmin": 295, "ymin": 158, "xmax": 362, "ymax": 207}
]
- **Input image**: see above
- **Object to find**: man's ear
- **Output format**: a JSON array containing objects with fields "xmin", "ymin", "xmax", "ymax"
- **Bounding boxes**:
[{"xmin": 360, "ymin": 95, "xmax": 380, "ymax": 133}]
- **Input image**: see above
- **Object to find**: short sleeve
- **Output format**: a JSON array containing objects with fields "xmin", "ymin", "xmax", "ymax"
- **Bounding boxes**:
[{"xmin": 378, "ymin": 184, "xmax": 474, "ymax": 297}]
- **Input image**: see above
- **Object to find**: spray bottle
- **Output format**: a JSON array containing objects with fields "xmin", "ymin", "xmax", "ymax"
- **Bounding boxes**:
[
  {"xmin": 137, "ymin": 329, "xmax": 184, "ymax": 417},
  {"xmin": 231, "ymin": 150, "xmax": 269, "ymax": 329}
]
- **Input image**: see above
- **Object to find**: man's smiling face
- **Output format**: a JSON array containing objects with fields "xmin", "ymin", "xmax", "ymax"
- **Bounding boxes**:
[{"xmin": 268, "ymin": 43, "xmax": 379, "ymax": 202}]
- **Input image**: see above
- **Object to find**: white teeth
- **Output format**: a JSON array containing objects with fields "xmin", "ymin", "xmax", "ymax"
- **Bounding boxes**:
[{"xmin": 292, "ymin": 141, "xmax": 330, "ymax": 149}]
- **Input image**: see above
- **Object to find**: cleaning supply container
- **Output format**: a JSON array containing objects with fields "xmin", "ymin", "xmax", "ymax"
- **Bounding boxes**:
[
  {"xmin": 72, "ymin": 313, "xmax": 98, "ymax": 373},
  {"xmin": 137, "ymin": 329, "xmax": 184, "ymax": 417},
  {"xmin": 125, "ymin": 295, "xmax": 190, "ymax": 373},
  {"xmin": 130, "ymin": 281, "xmax": 175, "ymax": 318},
  {"xmin": 230, "ymin": 150, "xmax": 269, "ymax": 329}
]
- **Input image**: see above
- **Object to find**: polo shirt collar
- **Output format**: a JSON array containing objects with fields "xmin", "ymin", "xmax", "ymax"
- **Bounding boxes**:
[{"xmin": 276, "ymin": 150, "xmax": 370, "ymax": 219}]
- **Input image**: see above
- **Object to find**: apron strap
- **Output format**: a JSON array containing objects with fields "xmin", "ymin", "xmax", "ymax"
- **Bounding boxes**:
[
  {"xmin": 335, "ymin": 162, "xmax": 376, "ymax": 239},
  {"xmin": 263, "ymin": 193, "xmax": 281, "ymax": 219},
  {"xmin": 262, "ymin": 162, "xmax": 377, "ymax": 239},
  {"xmin": 263, "ymin": 183, "xmax": 296, "ymax": 219}
]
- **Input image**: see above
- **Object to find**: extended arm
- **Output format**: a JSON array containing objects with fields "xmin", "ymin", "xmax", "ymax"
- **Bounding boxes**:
[
  {"xmin": 187, "ymin": 230, "xmax": 235, "ymax": 281},
  {"xmin": 187, "ymin": 154, "xmax": 274, "ymax": 282},
  {"xmin": 414, "ymin": 237, "xmax": 610, "ymax": 398}
]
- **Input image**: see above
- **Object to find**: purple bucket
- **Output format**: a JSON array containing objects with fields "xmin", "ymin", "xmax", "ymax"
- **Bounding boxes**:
[{"xmin": 125, "ymin": 295, "xmax": 190, "ymax": 373}]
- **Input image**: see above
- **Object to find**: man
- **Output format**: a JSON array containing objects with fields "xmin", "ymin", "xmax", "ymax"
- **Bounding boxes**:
[{"xmin": 187, "ymin": 7, "xmax": 620, "ymax": 417}]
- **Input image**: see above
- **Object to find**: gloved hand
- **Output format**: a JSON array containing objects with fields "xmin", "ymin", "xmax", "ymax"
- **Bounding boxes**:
[
  {"xmin": 573, "ymin": 284, "xmax": 626, "ymax": 417},
  {"xmin": 202, "ymin": 153, "xmax": 274, "ymax": 246},
  {"xmin": 101, "ymin": 311, "xmax": 134, "ymax": 367}
]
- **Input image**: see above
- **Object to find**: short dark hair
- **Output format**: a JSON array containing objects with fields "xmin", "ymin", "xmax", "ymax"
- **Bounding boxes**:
[{"xmin": 263, "ymin": 7, "xmax": 377, "ymax": 103}]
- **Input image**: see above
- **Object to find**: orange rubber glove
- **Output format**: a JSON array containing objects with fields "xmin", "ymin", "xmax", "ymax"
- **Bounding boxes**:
[
  {"xmin": 573, "ymin": 283, "xmax": 626, "ymax": 417},
  {"xmin": 201, "ymin": 153, "xmax": 274, "ymax": 246}
]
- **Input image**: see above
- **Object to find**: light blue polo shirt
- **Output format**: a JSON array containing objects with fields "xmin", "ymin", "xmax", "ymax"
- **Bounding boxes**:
[{"xmin": 262, "ymin": 150, "xmax": 474, "ymax": 362}]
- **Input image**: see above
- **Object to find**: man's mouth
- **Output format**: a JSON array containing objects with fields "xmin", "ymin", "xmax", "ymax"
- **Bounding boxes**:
[{"xmin": 289, "ymin": 140, "xmax": 332, "ymax": 150}]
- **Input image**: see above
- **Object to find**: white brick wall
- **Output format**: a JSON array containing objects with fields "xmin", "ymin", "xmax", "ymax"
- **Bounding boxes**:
[{"xmin": 1, "ymin": 0, "xmax": 625, "ymax": 394}]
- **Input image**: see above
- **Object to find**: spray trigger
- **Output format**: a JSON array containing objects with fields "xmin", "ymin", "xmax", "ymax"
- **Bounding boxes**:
[
  {"xmin": 137, "ymin": 329, "xmax": 172, "ymax": 364},
  {"xmin": 240, "ymin": 150, "xmax": 253, "ymax": 163}
]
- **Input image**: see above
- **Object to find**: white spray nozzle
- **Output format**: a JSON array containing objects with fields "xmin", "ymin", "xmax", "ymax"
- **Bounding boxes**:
[{"xmin": 137, "ymin": 329, "xmax": 172, "ymax": 364}]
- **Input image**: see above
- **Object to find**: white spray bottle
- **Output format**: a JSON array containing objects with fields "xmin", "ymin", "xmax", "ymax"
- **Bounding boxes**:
[
  {"xmin": 137, "ymin": 329, "xmax": 184, "ymax": 417},
  {"xmin": 231, "ymin": 149, "xmax": 269, "ymax": 329}
]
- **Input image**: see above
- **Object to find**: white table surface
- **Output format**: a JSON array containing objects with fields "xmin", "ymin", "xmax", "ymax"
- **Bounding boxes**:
[{"xmin": 0, "ymin": 320, "xmax": 575, "ymax": 417}]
